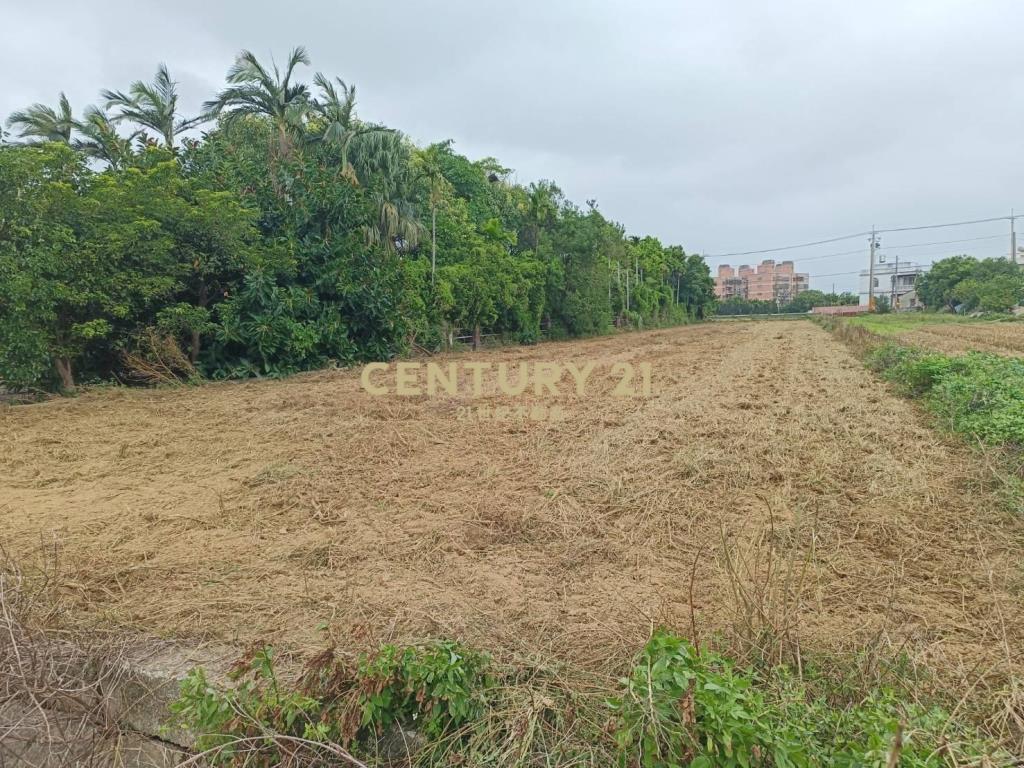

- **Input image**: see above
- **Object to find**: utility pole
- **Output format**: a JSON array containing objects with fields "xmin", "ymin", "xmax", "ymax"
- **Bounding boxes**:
[
  {"xmin": 617, "ymin": 262, "xmax": 624, "ymax": 317},
  {"xmin": 625, "ymin": 267, "xmax": 630, "ymax": 313},
  {"xmin": 1012, "ymin": 210, "xmax": 1018, "ymax": 265},
  {"xmin": 867, "ymin": 228, "xmax": 878, "ymax": 311},
  {"xmin": 893, "ymin": 252, "xmax": 899, "ymax": 310}
]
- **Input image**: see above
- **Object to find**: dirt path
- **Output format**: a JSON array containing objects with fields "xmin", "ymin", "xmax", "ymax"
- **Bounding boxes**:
[{"xmin": 1, "ymin": 321, "xmax": 1021, "ymax": 679}]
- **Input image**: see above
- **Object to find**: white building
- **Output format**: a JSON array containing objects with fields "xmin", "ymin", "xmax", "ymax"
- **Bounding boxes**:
[{"xmin": 858, "ymin": 259, "xmax": 928, "ymax": 309}]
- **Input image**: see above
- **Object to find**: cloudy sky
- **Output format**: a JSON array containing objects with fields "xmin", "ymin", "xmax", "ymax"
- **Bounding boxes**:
[{"xmin": 3, "ymin": 0, "xmax": 1022, "ymax": 292}]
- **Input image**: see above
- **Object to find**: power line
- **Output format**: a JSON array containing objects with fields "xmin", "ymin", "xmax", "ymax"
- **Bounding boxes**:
[
  {"xmin": 704, "ymin": 212, "xmax": 1018, "ymax": 260},
  {"xmin": 705, "ymin": 231, "xmax": 870, "ymax": 259},
  {"xmin": 772, "ymin": 247, "xmax": 865, "ymax": 264},
  {"xmin": 807, "ymin": 248, "xmax": 1010, "ymax": 280},
  {"xmin": 881, "ymin": 233, "xmax": 1004, "ymax": 250},
  {"xmin": 880, "ymin": 245, "xmax": 1006, "ymax": 261},
  {"xmin": 784, "ymin": 234, "xmax": 1005, "ymax": 265},
  {"xmin": 713, "ymin": 233, "xmax": 1008, "ymax": 267},
  {"xmin": 877, "ymin": 215, "xmax": 1011, "ymax": 235}
]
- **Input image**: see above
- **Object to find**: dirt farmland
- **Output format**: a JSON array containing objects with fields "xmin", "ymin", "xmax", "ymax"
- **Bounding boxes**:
[
  {"xmin": 1, "ymin": 321, "xmax": 1022, "ymax": 683},
  {"xmin": 896, "ymin": 320, "xmax": 1024, "ymax": 356}
]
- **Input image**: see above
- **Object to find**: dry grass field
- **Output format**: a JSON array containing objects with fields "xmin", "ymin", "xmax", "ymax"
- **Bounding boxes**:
[
  {"xmin": 897, "ymin": 321, "xmax": 1024, "ymax": 356},
  {"xmin": 1, "ymin": 320, "xmax": 1022, "ymax": 691}
]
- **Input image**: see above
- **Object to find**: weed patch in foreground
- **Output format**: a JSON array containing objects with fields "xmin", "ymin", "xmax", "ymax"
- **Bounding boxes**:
[
  {"xmin": 610, "ymin": 630, "xmax": 999, "ymax": 768},
  {"xmin": 170, "ymin": 631, "xmax": 1005, "ymax": 767}
]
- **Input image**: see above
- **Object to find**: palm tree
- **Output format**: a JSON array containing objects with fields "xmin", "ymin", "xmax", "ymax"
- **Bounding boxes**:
[
  {"xmin": 521, "ymin": 181, "xmax": 561, "ymax": 250},
  {"xmin": 364, "ymin": 186, "xmax": 422, "ymax": 252},
  {"xmin": 72, "ymin": 106, "xmax": 141, "ymax": 170},
  {"xmin": 5, "ymin": 93, "xmax": 76, "ymax": 143},
  {"xmin": 203, "ymin": 47, "xmax": 312, "ymax": 155},
  {"xmin": 101, "ymin": 64, "xmax": 204, "ymax": 149},
  {"xmin": 309, "ymin": 73, "xmax": 393, "ymax": 179},
  {"xmin": 416, "ymin": 142, "xmax": 453, "ymax": 283},
  {"xmin": 352, "ymin": 131, "xmax": 422, "ymax": 252}
]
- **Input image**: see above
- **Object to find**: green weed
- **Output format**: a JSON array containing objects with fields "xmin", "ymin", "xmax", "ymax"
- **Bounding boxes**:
[
  {"xmin": 867, "ymin": 344, "xmax": 1024, "ymax": 446},
  {"xmin": 170, "ymin": 632, "xmax": 1007, "ymax": 766},
  {"xmin": 169, "ymin": 640, "xmax": 491, "ymax": 765},
  {"xmin": 608, "ymin": 630, "xmax": 1001, "ymax": 768}
]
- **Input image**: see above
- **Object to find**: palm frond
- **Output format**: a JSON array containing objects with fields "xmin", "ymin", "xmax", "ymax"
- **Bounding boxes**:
[
  {"xmin": 282, "ymin": 46, "xmax": 311, "ymax": 89},
  {"xmin": 6, "ymin": 92, "xmax": 75, "ymax": 143},
  {"xmin": 210, "ymin": 48, "xmax": 313, "ymax": 153},
  {"xmin": 103, "ymin": 65, "xmax": 201, "ymax": 148},
  {"xmin": 72, "ymin": 106, "xmax": 138, "ymax": 169}
]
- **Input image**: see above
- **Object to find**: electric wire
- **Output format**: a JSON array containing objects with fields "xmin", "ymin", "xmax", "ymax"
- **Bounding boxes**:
[{"xmin": 704, "ymin": 213, "xmax": 1018, "ymax": 260}]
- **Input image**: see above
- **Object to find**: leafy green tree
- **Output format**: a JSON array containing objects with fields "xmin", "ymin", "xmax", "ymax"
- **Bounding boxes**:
[
  {"xmin": 102, "ymin": 64, "xmax": 205, "ymax": 149},
  {"xmin": 716, "ymin": 297, "xmax": 777, "ymax": 316},
  {"xmin": 440, "ymin": 260, "xmax": 497, "ymax": 350},
  {"xmin": 783, "ymin": 289, "xmax": 827, "ymax": 313},
  {"xmin": 146, "ymin": 164, "xmax": 268, "ymax": 363},
  {"xmin": 0, "ymin": 144, "xmax": 179, "ymax": 389},
  {"xmin": 0, "ymin": 144, "xmax": 82, "ymax": 388},
  {"xmin": 544, "ymin": 202, "xmax": 614, "ymax": 335},
  {"xmin": 917, "ymin": 255, "xmax": 1022, "ymax": 312},
  {"xmin": 916, "ymin": 255, "xmax": 979, "ymax": 311},
  {"xmin": 360, "ymin": 137, "xmax": 422, "ymax": 251},
  {"xmin": 519, "ymin": 181, "xmax": 561, "ymax": 251},
  {"xmin": 952, "ymin": 275, "xmax": 1023, "ymax": 312}
]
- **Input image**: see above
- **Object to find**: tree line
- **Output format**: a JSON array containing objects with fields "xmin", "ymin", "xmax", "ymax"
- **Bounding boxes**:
[
  {"xmin": 715, "ymin": 289, "xmax": 860, "ymax": 316},
  {"xmin": 0, "ymin": 47, "xmax": 715, "ymax": 391},
  {"xmin": 915, "ymin": 255, "xmax": 1023, "ymax": 313}
]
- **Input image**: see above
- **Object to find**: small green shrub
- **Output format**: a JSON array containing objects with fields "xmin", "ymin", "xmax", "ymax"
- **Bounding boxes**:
[
  {"xmin": 169, "ymin": 646, "xmax": 323, "ymax": 764},
  {"xmin": 355, "ymin": 640, "xmax": 491, "ymax": 739},
  {"xmin": 608, "ymin": 630, "xmax": 800, "ymax": 767},
  {"xmin": 868, "ymin": 345, "xmax": 954, "ymax": 396},
  {"xmin": 608, "ymin": 630, "xmax": 1000, "ymax": 768},
  {"xmin": 169, "ymin": 640, "xmax": 491, "ymax": 765}
]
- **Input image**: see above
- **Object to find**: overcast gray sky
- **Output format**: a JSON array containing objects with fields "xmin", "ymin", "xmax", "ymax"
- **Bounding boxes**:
[{"xmin": 3, "ymin": 0, "xmax": 1022, "ymax": 292}]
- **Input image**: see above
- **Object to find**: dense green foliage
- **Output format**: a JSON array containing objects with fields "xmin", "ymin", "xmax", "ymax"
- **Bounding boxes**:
[
  {"xmin": 1, "ymin": 50, "xmax": 715, "ymax": 392},
  {"xmin": 868, "ymin": 343, "xmax": 1024, "ymax": 446},
  {"xmin": 171, "ymin": 631, "xmax": 1001, "ymax": 767},
  {"xmin": 716, "ymin": 290, "xmax": 858, "ymax": 316},
  {"xmin": 916, "ymin": 255, "xmax": 1024, "ymax": 312}
]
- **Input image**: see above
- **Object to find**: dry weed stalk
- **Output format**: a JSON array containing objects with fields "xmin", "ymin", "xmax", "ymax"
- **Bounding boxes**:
[
  {"xmin": 122, "ymin": 328, "xmax": 196, "ymax": 386},
  {"xmin": 717, "ymin": 499, "xmax": 814, "ymax": 670},
  {"xmin": 0, "ymin": 547, "xmax": 132, "ymax": 767}
]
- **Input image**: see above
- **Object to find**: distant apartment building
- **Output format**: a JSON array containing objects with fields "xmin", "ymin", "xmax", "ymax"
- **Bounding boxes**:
[
  {"xmin": 715, "ymin": 260, "xmax": 809, "ymax": 304},
  {"xmin": 858, "ymin": 260, "xmax": 928, "ymax": 309}
]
